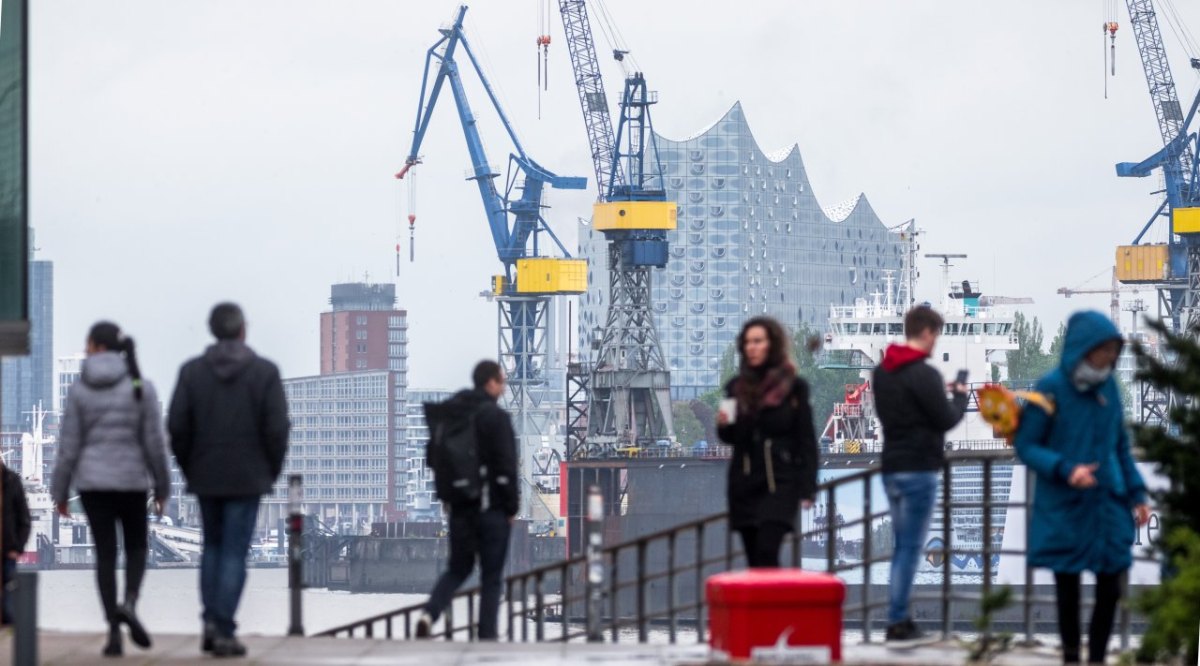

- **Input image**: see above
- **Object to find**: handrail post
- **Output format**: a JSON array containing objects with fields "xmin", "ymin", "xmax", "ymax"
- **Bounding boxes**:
[
  {"xmin": 506, "ymin": 578, "xmax": 515, "ymax": 641},
  {"xmin": 825, "ymin": 486, "xmax": 836, "ymax": 573},
  {"xmin": 13, "ymin": 570, "xmax": 36, "ymax": 666},
  {"xmin": 468, "ymin": 592, "xmax": 476, "ymax": 641},
  {"xmin": 941, "ymin": 461, "xmax": 952, "ymax": 640},
  {"xmin": 862, "ymin": 473, "xmax": 872, "ymax": 643},
  {"xmin": 636, "ymin": 539, "xmax": 648, "ymax": 643},
  {"xmin": 610, "ymin": 548, "xmax": 620, "ymax": 643},
  {"xmin": 521, "ymin": 576, "xmax": 529, "ymax": 642},
  {"xmin": 287, "ymin": 474, "xmax": 305, "ymax": 636},
  {"xmin": 535, "ymin": 572, "xmax": 545, "ymax": 642},
  {"xmin": 667, "ymin": 530, "xmax": 677, "ymax": 644},
  {"xmin": 725, "ymin": 520, "xmax": 734, "ymax": 571},
  {"xmin": 982, "ymin": 459, "xmax": 993, "ymax": 646},
  {"xmin": 1023, "ymin": 465, "xmax": 1034, "ymax": 645},
  {"xmin": 585, "ymin": 484, "xmax": 604, "ymax": 643},
  {"xmin": 696, "ymin": 521, "xmax": 707, "ymax": 644}
]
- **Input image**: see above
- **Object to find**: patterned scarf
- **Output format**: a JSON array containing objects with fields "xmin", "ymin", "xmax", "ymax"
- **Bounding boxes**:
[{"xmin": 734, "ymin": 362, "xmax": 797, "ymax": 416}]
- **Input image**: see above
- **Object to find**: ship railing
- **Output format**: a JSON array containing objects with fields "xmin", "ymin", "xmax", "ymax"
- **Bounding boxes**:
[{"xmin": 315, "ymin": 450, "xmax": 1157, "ymax": 648}]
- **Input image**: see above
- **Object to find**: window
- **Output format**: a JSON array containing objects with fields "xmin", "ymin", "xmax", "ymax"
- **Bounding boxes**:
[
  {"xmin": 355, "ymin": 330, "xmax": 367, "ymax": 340},
  {"xmin": 356, "ymin": 343, "xmax": 367, "ymax": 353}
]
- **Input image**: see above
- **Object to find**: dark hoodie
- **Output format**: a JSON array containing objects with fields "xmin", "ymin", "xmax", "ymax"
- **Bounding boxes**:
[
  {"xmin": 168, "ymin": 340, "xmax": 289, "ymax": 497},
  {"xmin": 424, "ymin": 388, "xmax": 519, "ymax": 516},
  {"xmin": 872, "ymin": 343, "xmax": 967, "ymax": 473},
  {"xmin": 2, "ymin": 463, "xmax": 30, "ymax": 556}
]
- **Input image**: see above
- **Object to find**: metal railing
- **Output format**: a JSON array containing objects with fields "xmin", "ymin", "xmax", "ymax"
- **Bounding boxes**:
[{"xmin": 317, "ymin": 450, "xmax": 1157, "ymax": 645}]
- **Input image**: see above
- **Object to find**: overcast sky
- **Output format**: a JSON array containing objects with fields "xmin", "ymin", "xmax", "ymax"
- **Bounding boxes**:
[{"xmin": 30, "ymin": 1, "xmax": 1200, "ymax": 397}]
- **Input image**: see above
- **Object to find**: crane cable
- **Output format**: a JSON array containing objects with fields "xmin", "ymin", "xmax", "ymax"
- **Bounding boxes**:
[
  {"xmin": 536, "ymin": 0, "xmax": 551, "ymax": 119},
  {"xmin": 592, "ymin": 0, "xmax": 639, "ymax": 74},
  {"xmin": 1104, "ymin": 0, "xmax": 1119, "ymax": 99},
  {"xmin": 464, "ymin": 12, "xmax": 525, "ymax": 152},
  {"xmin": 1159, "ymin": 0, "xmax": 1199, "ymax": 61}
]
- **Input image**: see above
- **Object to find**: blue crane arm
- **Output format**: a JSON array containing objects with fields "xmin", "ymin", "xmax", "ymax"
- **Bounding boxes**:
[
  {"xmin": 398, "ymin": 5, "xmax": 586, "ymax": 277},
  {"xmin": 558, "ymin": 0, "xmax": 622, "ymax": 199},
  {"xmin": 399, "ymin": 6, "xmax": 511, "ymax": 256},
  {"xmin": 1123, "ymin": 0, "xmax": 1197, "ymax": 207}
]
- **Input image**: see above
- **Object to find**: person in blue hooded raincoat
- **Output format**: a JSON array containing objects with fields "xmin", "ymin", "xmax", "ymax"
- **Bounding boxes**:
[{"xmin": 1014, "ymin": 310, "xmax": 1151, "ymax": 665}]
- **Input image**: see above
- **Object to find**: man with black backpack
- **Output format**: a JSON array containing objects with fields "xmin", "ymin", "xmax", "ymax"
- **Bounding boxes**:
[{"xmin": 416, "ymin": 360, "xmax": 519, "ymax": 640}]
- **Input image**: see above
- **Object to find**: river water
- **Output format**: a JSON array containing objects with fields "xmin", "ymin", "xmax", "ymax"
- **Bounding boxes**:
[{"xmin": 36, "ymin": 568, "xmax": 423, "ymax": 636}]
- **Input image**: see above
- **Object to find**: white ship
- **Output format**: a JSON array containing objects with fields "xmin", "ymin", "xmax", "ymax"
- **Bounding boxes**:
[
  {"xmin": 3, "ymin": 405, "xmax": 56, "ymax": 566},
  {"xmin": 819, "ymin": 226, "xmax": 1022, "ymax": 575}
]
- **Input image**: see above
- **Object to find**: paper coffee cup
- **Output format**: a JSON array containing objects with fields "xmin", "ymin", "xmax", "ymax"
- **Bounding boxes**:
[{"xmin": 719, "ymin": 398, "xmax": 737, "ymax": 424}]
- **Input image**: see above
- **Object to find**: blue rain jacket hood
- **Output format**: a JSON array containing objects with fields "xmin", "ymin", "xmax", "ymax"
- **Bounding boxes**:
[
  {"xmin": 1058, "ymin": 310, "xmax": 1124, "ymax": 381},
  {"xmin": 1013, "ymin": 310, "xmax": 1147, "ymax": 574}
]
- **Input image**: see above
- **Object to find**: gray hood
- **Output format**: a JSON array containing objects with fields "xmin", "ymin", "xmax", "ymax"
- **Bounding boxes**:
[
  {"xmin": 204, "ymin": 340, "xmax": 257, "ymax": 382},
  {"xmin": 81, "ymin": 352, "xmax": 128, "ymax": 389}
]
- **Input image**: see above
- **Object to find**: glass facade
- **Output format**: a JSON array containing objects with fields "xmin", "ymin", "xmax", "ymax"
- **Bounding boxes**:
[
  {"xmin": 578, "ymin": 103, "xmax": 905, "ymax": 399},
  {"xmin": 265, "ymin": 371, "xmax": 397, "ymax": 534},
  {"xmin": 403, "ymin": 388, "xmax": 454, "ymax": 522},
  {"xmin": 2, "ymin": 259, "xmax": 52, "ymax": 431}
]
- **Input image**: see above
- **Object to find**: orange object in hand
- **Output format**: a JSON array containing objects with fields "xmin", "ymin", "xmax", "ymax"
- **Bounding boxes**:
[{"xmin": 976, "ymin": 384, "xmax": 1055, "ymax": 443}]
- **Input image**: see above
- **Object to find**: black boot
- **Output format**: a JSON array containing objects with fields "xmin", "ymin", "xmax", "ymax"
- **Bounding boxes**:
[
  {"xmin": 212, "ymin": 635, "xmax": 247, "ymax": 658},
  {"xmin": 102, "ymin": 623, "xmax": 123, "ymax": 657},
  {"xmin": 116, "ymin": 595, "xmax": 151, "ymax": 649},
  {"xmin": 202, "ymin": 621, "xmax": 217, "ymax": 653}
]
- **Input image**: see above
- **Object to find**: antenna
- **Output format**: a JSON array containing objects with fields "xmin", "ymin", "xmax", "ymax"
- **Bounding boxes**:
[{"xmin": 925, "ymin": 253, "xmax": 967, "ymax": 312}]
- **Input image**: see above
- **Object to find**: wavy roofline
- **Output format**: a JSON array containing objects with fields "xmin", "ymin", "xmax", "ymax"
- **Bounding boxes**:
[
  {"xmin": 656, "ymin": 100, "xmax": 885, "ymax": 227},
  {"xmin": 656, "ymin": 101, "xmax": 801, "ymax": 166}
]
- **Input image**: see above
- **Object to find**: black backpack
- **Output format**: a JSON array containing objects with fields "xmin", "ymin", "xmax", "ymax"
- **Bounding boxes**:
[{"xmin": 423, "ymin": 401, "xmax": 485, "ymax": 507}]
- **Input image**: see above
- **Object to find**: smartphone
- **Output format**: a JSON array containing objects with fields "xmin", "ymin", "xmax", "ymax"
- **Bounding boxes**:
[{"xmin": 954, "ymin": 369, "xmax": 969, "ymax": 385}]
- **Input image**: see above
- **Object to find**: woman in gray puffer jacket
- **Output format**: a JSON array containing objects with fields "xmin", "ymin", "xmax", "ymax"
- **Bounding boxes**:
[{"xmin": 51, "ymin": 322, "xmax": 171, "ymax": 657}]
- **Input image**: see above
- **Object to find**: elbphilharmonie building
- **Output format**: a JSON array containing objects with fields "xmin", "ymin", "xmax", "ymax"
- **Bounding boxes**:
[{"xmin": 577, "ymin": 103, "xmax": 906, "ymax": 400}]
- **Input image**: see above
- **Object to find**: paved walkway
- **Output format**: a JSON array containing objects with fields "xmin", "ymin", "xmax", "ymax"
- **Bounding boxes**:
[{"xmin": 0, "ymin": 631, "xmax": 1079, "ymax": 665}]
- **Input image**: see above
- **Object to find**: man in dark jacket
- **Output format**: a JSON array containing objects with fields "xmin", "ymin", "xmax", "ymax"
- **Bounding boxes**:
[
  {"xmin": 416, "ymin": 360, "xmax": 518, "ymax": 640},
  {"xmin": 872, "ymin": 306, "xmax": 966, "ymax": 645},
  {"xmin": 168, "ymin": 303, "xmax": 289, "ymax": 657},
  {"xmin": 1, "ymin": 461, "xmax": 31, "ymax": 626}
]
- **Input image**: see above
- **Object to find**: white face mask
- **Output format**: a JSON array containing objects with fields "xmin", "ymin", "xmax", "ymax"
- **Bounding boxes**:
[{"xmin": 1072, "ymin": 361, "xmax": 1112, "ymax": 391}]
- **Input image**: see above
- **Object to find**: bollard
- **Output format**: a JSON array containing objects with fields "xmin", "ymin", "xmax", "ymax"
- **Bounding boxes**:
[
  {"xmin": 287, "ymin": 474, "xmax": 304, "ymax": 637},
  {"xmin": 585, "ymin": 484, "xmax": 604, "ymax": 643},
  {"xmin": 13, "ymin": 570, "xmax": 36, "ymax": 666}
]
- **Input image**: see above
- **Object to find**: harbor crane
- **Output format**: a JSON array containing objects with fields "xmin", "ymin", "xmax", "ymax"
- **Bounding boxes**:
[
  {"xmin": 1108, "ymin": 0, "xmax": 1200, "ymax": 422},
  {"xmin": 396, "ymin": 5, "xmax": 588, "ymax": 515},
  {"xmin": 559, "ymin": 0, "xmax": 675, "ymax": 457},
  {"xmin": 1113, "ymin": 0, "xmax": 1200, "ymax": 333}
]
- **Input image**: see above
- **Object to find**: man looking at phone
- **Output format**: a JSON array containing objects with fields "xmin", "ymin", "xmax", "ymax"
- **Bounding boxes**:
[{"xmin": 873, "ymin": 306, "xmax": 968, "ymax": 646}]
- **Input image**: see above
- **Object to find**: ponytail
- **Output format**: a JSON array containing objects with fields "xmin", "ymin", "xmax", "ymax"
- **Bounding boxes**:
[
  {"xmin": 87, "ymin": 321, "xmax": 143, "ymax": 401},
  {"xmin": 120, "ymin": 336, "xmax": 144, "ymax": 401}
]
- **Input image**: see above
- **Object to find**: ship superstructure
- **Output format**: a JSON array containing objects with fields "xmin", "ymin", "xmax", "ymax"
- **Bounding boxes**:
[{"xmin": 821, "ymin": 227, "xmax": 1020, "ymax": 574}]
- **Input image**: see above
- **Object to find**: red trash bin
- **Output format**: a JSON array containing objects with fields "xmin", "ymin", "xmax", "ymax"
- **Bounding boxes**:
[{"xmin": 707, "ymin": 569, "xmax": 846, "ymax": 662}]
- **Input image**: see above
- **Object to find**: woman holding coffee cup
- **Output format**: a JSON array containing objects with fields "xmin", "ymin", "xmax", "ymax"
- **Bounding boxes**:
[{"xmin": 716, "ymin": 316, "xmax": 819, "ymax": 568}]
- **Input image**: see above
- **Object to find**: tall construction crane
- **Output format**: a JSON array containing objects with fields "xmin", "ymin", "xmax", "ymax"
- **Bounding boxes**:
[
  {"xmin": 1057, "ymin": 267, "xmax": 1145, "ymax": 323},
  {"xmin": 559, "ymin": 1, "xmax": 675, "ymax": 457},
  {"xmin": 396, "ymin": 5, "xmax": 588, "ymax": 514},
  {"xmin": 1114, "ymin": 0, "xmax": 1200, "ymax": 332}
]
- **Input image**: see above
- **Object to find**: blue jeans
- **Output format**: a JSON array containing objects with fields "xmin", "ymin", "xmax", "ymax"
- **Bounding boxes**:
[
  {"xmin": 198, "ymin": 496, "xmax": 261, "ymax": 637},
  {"xmin": 883, "ymin": 472, "xmax": 938, "ymax": 625}
]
